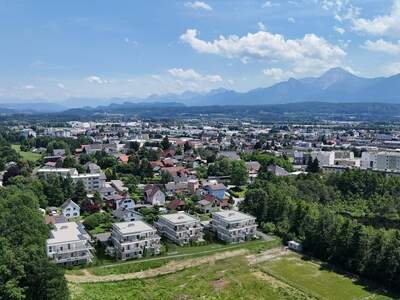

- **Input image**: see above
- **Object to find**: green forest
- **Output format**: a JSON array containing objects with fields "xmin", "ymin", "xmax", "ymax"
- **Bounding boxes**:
[{"xmin": 242, "ymin": 167, "xmax": 400, "ymax": 290}]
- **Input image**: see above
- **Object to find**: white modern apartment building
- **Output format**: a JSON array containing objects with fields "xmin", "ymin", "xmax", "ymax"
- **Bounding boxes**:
[
  {"xmin": 37, "ymin": 167, "xmax": 78, "ymax": 178},
  {"xmin": 37, "ymin": 167, "xmax": 106, "ymax": 191},
  {"xmin": 311, "ymin": 151, "xmax": 335, "ymax": 166},
  {"xmin": 361, "ymin": 151, "xmax": 400, "ymax": 172},
  {"xmin": 211, "ymin": 210, "xmax": 257, "ymax": 243},
  {"xmin": 46, "ymin": 222, "xmax": 92, "ymax": 266},
  {"xmin": 111, "ymin": 221, "xmax": 161, "ymax": 260},
  {"xmin": 361, "ymin": 151, "xmax": 377, "ymax": 169},
  {"xmin": 154, "ymin": 212, "xmax": 203, "ymax": 246},
  {"xmin": 71, "ymin": 173, "xmax": 106, "ymax": 191}
]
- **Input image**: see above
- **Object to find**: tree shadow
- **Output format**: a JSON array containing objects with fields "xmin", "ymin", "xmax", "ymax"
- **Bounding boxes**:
[{"xmin": 299, "ymin": 255, "xmax": 400, "ymax": 299}]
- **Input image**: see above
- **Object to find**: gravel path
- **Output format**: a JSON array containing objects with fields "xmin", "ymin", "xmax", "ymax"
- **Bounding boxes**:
[{"xmin": 67, "ymin": 249, "xmax": 248, "ymax": 283}]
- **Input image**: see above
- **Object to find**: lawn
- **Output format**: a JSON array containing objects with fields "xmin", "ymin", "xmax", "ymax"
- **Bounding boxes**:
[
  {"xmin": 69, "ymin": 256, "xmax": 285, "ymax": 300},
  {"xmin": 259, "ymin": 254, "xmax": 396, "ymax": 300},
  {"xmin": 68, "ymin": 249, "xmax": 399, "ymax": 300},
  {"xmin": 85, "ymin": 239, "xmax": 280, "ymax": 276},
  {"xmin": 11, "ymin": 144, "xmax": 42, "ymax": 162}
]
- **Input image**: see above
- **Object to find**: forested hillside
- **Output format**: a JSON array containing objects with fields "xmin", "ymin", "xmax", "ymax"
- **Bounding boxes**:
[
  {"xmin": 0, "ymin": 135, "xmax": 68, "ymax": 300},
  {"xmin": 242, "ymin": 168, "xmax": 400, "ymax": 290}
]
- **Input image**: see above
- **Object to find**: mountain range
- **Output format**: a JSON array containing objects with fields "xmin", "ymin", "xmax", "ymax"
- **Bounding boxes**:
[{"xmin": 0, "ymin": 68, "xmax": 399, "ymax": 112}]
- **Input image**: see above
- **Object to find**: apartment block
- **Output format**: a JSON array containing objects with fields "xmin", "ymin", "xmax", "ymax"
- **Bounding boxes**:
[
  {"xmin": 211, "ymin": 210, "xmax": 257, "ymax": 243},
  {"xmin": 71, "ymin": 173, "xmax": 106, "ymax": 191},
  {"xmin": 46, "ymin": 222, "xmax": 92, "ymax": 266},
  {"xmin": 111, "ymin": 221, "xmax": 161, "ymax": 260},
  {"xmin": 154, "ymin": 212, "xmax": 203, "ymax": 246}
]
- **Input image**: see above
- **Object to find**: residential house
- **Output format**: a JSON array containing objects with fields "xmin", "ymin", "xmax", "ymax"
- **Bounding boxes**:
[
  {"xmin": 205, "ymin": 183, "xmax": 227, "ymax": 200},
  {"xmin": 60, "ymin": 199, "xmax": 80, "ymax": 219},
  {"xmin": 197, "ymin": 199, "xmax": 213, "ymax": 213},
  {"xmin": 211, "ymin": 210, "xmax": 257, "ymax": 243},
  {"xmin": 154, "ymin": 212, "xmax": 203, "ymax": 246},
  {"xmin": 267, "ymin": 164, "xmax": 289, "ymax": 176},
  {"xmin": 46, "ymin": 222, "xmax": 92, "ymax": 266},
  {"xmin": 111, "ymin": 221, "xmax": 161, "ymax": 260},
  {"xmin": 144, "ymin": 185, "xmax": 165, "ymax": 206}
]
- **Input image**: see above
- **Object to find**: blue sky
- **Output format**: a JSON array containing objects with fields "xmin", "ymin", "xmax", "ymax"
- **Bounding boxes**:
[{"xmin": 0, "ymin": 0, "xmax": 399, "ymax": 101}]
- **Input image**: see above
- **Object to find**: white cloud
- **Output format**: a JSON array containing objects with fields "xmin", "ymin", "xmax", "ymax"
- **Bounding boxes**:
[
  {"xmin": 85, "ymin": 76, "xmax": 109, "ymax": 84},
  {"xmin": 353, "ymin": 0, "xmax": 400, "ymax": 37},
  {"xmin": 363, "ymin": 39, "xmax": 400, "ymax": 55},
  {"xmin": 257, "ymin": 22, "xmax": 267, "ymax": 31},
  {"xmin": 168, "ymin": 68, "xmax": 222, "ymax": 82},
  {"xmin": 334, "ymin": 26, "xmax": 345, "ymax": 34},
  {"xmin": 184, "ymin": 1, "xmax": 212, "ymax": 11},
  {"xmin": 261, "ymin": 1, "xmax": 279, "ymax": 8},
  {"xmin": 383, "ymin": 62, "xmax": 400, "ymax": 76},
  {"xmin": 57, "ymin": 83, "xmax": 65, "ymax": 89},
  {"xmin": 263, "ymin": 68, "xmax": 294, "ymax": 80},
  {"xmin": 180, "ymin": 28, "xmax": 347, "ymax": 74},
  {"xmin": 22, "ymin": 85, "xmax": 35, "ymax": 90},
  {"xmin": 288, "ymin": 17, "xmax": 296, "ymax": 24},
  {"xmin": 317, "ymin": 0, "xmax": 361, "ymax": 23},
  {"xmin": 124, "ymin": 38, "xmax": 138, "ymax": 45}
]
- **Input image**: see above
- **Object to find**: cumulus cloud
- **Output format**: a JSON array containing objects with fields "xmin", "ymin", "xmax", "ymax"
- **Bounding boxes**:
[
  {"xmin": 362, "ymin": 39, "xmax": 400, "ymax": 55},
  {"xmin": 383, "ymin": 62, "xmax": 400, "ymax": 76},
  {"xmin": 257, "ymin": 22, "xmax": 267, "ymax": 31},
  {"xmin": 352, "ymin": 0, "xmax": 400, "ymax": 37},
  {"xmin": 261, "ymin": 1, "xmax": 279, "ymax": 8},
  {"xmin": 168, "ymin": 68, "xmax": 222, "ymax": 82},
  {"xmin": 180, "ymin": 28, "xmax": 347, "ymax": 74},
  {"xmin": 85, "ymin": 76, "xmax": 109, "ymax": 84},
  {"xmin": 288, "ymin": 17, "xmax": 296, "ymax": 23},
  {"xmin": 184, "ymin": 1, "xmax": 212, "ymax": 11},
  {"xmin": 57, "ymin": 83, "xmax": 65, "ymax": 89},
  {"xmin": 263, "ymin": 68, "xmax": 294, "ymax": 80},
  {"xmin": 334, "ymin": 26, "xmax": 345, "ymax": 34},
  {"xmin": 317, "ymin": 0, "xmax": 360, "ymax": 23}
]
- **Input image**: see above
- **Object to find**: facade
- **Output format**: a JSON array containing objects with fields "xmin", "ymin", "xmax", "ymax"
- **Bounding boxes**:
[
  {"xmin": 46, "ymin": 222, "xmax": 92, "ymax": 266},
  {"xmin": 111, "ymin": 221, "xmax": 161, "ymax": 260},
  {"xmin": 60, "ymin": 199, "xmax": 80, "ymax": 218},
  {"xmin": 144, "ymin": 185, "xmax": 166, "ymax": 206},
  {"xmin": 361, "ymin": 151, "xmax": 400, "ymax": 172},
  {"xmin": 37, "ymin": 167, "xmax": 78, "ymax": 177},
  {"xmin": 211, "ymin": 210, "xmax": 257, "ymax": 243},
  {"xmin": 311, "ymin": 151, "xmax": 335, "ymax": 167},
  {"xmin": 205, "ymin": 183, "xmax": 227, "ymax": 200},
  {"xmin": 361, "ymin": 151, "xmax": 377, "ymax": 170},
  {"xmin": 71, "ymin": 173, "xmax": 106, "ymax": 191},
  {"xmin": 155, "ymin": 212, "xmax": 203, "ymax": 245},
  {"xmin": 376, "ymin": 152, "xmax": 400, "ymax": 171}
]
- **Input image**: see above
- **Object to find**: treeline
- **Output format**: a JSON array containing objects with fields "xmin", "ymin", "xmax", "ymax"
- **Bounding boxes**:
[
  {"xmin": 0, "ymin": 187, "xmax": 68, "ymax": 299},
  {"xmin": 241, "ymin": 170, "xmax": 400, "ymax": 290}
]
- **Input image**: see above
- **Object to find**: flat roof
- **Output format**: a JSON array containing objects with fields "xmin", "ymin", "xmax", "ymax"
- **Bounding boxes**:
[
  {"xmin": 113, "ymin": 220, "xmax": 155, "ymax": 235},
  {"xmin": 47, "ymin": 222, "xmax": 88, "ymax": 245},
  {"xmin": 213, "ymin": 210, "xmax": 255, "ymax": 222},
  {"xmin": 159, "ymin": 212, "xmax": 197, "ymax": 224}
]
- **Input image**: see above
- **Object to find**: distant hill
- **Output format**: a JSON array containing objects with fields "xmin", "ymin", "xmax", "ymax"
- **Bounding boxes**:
[
  {"xmin": 93, "ymin": 68, "xmax": 398, "ymax": 106},
  {"xmin": 181, "ymin": 68, "xmax": 399, "ymax": 105},
  {"xmin": 2, "ymin": 68, "xmax": 400, "ymax": 111}
]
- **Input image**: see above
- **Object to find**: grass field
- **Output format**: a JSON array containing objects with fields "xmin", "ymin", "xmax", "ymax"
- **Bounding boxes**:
[
  {"xmin": 68, "ymin": 245, "xmax": 398, "ymax": 300},
  {"xmin": 69, "ymin": 256, "xmax": 285, "ymax": 300},
  {"xmin": 11, "ymin": 144, "xmax": 42, "ymax": 162},
  {"xmin": 77, "ymin": 239, "xmax": 280, "ymax": 276},
  {"xmin": 259, "ymin": 254, "xmax": 396, "ymax": 300}
]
